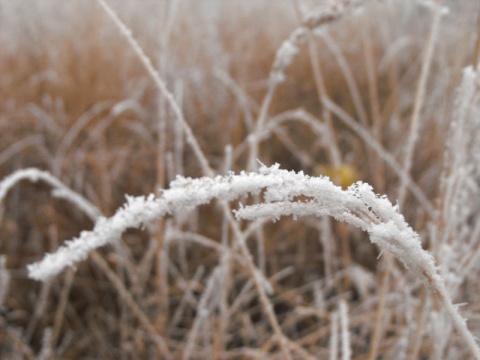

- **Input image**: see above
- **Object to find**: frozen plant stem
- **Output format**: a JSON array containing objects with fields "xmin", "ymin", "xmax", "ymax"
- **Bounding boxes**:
[
  {"xmin": 247, "ymin": 3, "xmax": 352, "ymax": 170},
  {"xmin": 0, "ymin": 168, "xmax": 101, "ymax": 221},
  {"xmin": 17, "ymin": 164, "xmax": 480, "ymax": 358},
  {"xmin": 397, "ymin": 1, "xmax": 443, "ymax": 204},
  {"xmin": 340, "ymin": 300, "xmax": 351, "ymax": 360},
  {"xmin": 293, "ymin": 0, "xmax": 341, "ymax": 167},
  {"xmin": 370, "ymin": 4, "xmax": 443, "ymax": 357},
  {"xmin": 154, "ymin": 0, "xmax": 178, "ymax": 334},
  {"xmin": 95, "ymin": 0, "xmax": 213, "ymax": 178},
  {"xmin": 330, "ymin": 311, "xmax": 339, "ymax": 360}
]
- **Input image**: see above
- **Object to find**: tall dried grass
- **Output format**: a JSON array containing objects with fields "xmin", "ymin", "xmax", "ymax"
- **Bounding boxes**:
[{"xmin": 1, "ymin": 0, "xmax": 480, "ymax": 358}]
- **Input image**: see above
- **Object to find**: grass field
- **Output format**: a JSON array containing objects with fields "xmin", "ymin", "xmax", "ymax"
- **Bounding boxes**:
[{"xmin": 1, "ymin": 0, "xmax": 480, "ymax": 358}]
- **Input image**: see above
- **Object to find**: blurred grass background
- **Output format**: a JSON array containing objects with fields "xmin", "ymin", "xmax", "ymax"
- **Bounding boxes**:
[{"xmin": 1, "ymin": 0, "xmax": 480, "ymax": 358}]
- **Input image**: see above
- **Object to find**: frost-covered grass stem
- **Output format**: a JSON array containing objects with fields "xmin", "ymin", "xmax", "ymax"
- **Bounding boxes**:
[
  {"xmin": 95, "ymin": 0, "xmax": 213, "ymax": 177},
  {"xmin": 15, "ymin": 163, "xmax": 480, "ymax": 358}
]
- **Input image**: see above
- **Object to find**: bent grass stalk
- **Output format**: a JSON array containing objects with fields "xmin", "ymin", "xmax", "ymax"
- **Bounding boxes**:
[{"xmin": 2, "ymin": 163, "xmax": 477, "ymax": 358}]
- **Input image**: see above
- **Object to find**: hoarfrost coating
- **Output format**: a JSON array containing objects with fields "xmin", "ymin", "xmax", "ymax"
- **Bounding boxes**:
[{"xmin": 22, "ymin": 164, "xmax": 437, "ymax": 285}]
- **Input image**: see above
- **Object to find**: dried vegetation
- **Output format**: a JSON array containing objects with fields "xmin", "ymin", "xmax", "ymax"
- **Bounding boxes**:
[{"xmin": 1, "ymin": 0, "xmax": 480, "ymax": 358}]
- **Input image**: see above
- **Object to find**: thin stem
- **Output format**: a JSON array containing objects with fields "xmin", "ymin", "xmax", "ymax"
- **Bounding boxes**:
[
  {"xmin": 367, "ymin": 253, "xmax": 391, "ymax": 360},
  {"xmin": 397, "ymin": 3, "xmax": 442, "ymax": 204},
  {"xmin": 91, "ymin": 252, "xmax": 173, "ymax": 359},
  {"xmin": 434, "ymin": 278, "xmax": 480, "ymax": 360},
  {"xmin": 50, "ymin": 268, "xmax": 75, "ymax": 349},
  {"xmin": 340, "ymin": 300, "xmax": 351, "ymax": 360},
  {"xmin": 361, "ymin": 14, "xmax": 385, "ymax": 192},
  {"xmin": 322, "ymin": 97, "xmax": 435, "ymax": 217},
  {"xmin": 95, "ymin": 0, "xmax": 213, "ymax": 177},
  {"xmin": 304, "ymin": 29, "xmax": 341, "ymax": 167}
]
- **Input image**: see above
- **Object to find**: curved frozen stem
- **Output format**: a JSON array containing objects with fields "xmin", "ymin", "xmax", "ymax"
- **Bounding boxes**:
[
  {"xmin": 23, "ymin": 163, "xmax": 433, "ymax": 282},
  {"xmin": 19, "ymin": 163, "xmax": 480, "ymax": 358},
  {"xmin": 0, "ymin": 168, "xmax": 101, "ymax": 221}
]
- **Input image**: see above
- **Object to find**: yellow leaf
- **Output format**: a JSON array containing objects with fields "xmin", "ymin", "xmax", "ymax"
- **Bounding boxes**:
[{"xmin": 314, "ymin": 163, "xmax": 359, "ymax": 189}]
